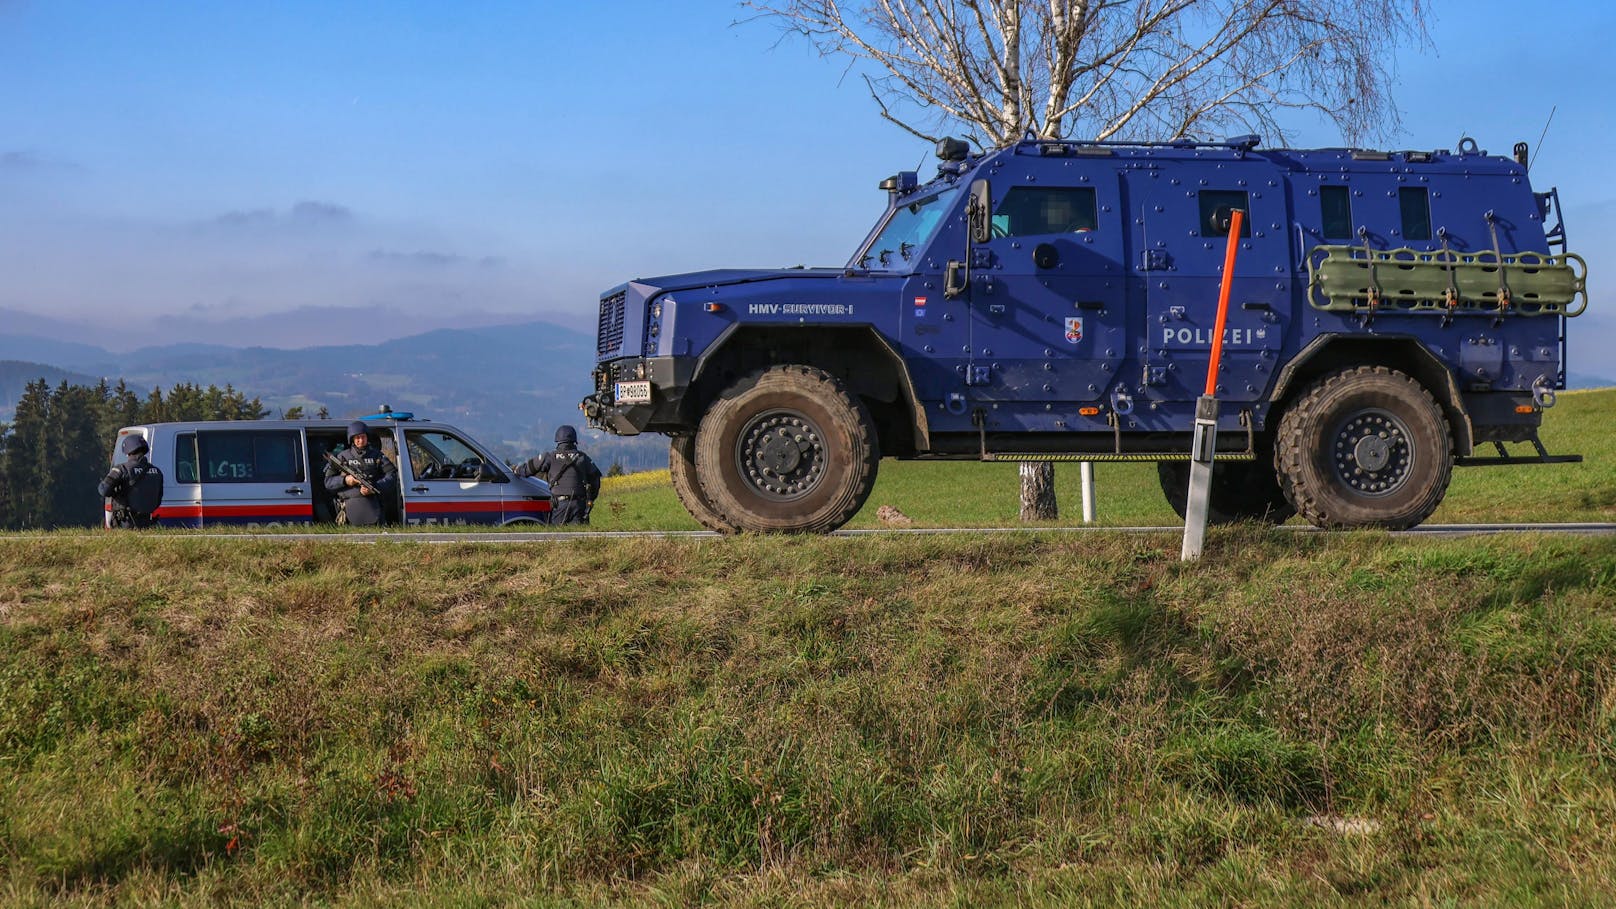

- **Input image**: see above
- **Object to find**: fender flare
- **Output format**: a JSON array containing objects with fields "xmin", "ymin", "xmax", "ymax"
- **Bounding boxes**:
[{"xmin": 1270, "ymin": 333, "xmax": 1474, "ymax": 455}]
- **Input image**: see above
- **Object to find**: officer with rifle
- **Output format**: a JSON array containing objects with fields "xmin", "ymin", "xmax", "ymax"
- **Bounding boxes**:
[
  {"xmin": 99, "ymin": 434, "xmax": 165, "ymax": 528},
  {"xmin": 322, "ymin": 421, "xmax": 398, "ymax": 526},
  {"xmin": 515, "ymin": 424, "xmax": 601, "ymax": 524}
]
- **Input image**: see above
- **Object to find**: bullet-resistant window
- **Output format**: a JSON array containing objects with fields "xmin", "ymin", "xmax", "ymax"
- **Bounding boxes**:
[
  {"xmin": 991, "ymin": 187, "xmax": 1098, "ymax": 237},
  {"xmin": 1320, "ymin": 186, "xmax": 1353, "ymax": 239},
  {"xmin": 1198, "ymin": 190, "xmax": 1251, "ymax": 237},
  {"xmin": 1399, "ymin": 187, "xmax": 1432, "ymax": 241},
  {"xmin": 197, "ymin": 431, "xmax": 303, "ymax": 484}
]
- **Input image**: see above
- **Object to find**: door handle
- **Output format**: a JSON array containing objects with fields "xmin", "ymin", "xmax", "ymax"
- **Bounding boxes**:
[
  {"xmin": 283, "ymin": 487, "xmax": 304, "ymax": 495},
  {"xmin": 411, "ymin": 486, "xmax": 429, "ymax": 493}
]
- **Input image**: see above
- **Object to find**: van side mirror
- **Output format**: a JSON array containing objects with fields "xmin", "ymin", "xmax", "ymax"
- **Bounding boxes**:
[
  {"xmin": 478, "ymin": 462, "xmax": 505, "ymax": 482},
  {"xmin": 968, "ymin": 179, "xmax": 992, "ymax": 245}
]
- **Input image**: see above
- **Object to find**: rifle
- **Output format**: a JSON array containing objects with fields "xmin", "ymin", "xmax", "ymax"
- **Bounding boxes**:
[{"xmin": 323, "ymin": 451, "xmax": 384, "ymax": 498}]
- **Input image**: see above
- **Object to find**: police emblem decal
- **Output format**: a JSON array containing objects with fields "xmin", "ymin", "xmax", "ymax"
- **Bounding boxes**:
[{"xmin": 1064, "ymin": 316, "xmax": 1083, "ymax": 344}]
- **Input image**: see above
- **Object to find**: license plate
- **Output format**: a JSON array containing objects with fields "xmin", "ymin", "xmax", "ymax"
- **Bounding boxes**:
[{"xmin": 614, "ymin": 380, "xmax": 652, "ymax": 404}]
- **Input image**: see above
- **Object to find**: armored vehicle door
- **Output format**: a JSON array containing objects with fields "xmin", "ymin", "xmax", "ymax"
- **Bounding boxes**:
[
  {"xmin": 399, "ymin": 427, "xmax": 508, "ymax": 525},
  {"xmin": 195, "ymin": 428, "xmax": 315, "ymax": 526},
  {"xmin": 1121, "ymin": 164, "xmax": 1291, "ymax": 413},
  {"xmin": 964, "ymin": 166, "xmax": 1129, "ymax": 416}
]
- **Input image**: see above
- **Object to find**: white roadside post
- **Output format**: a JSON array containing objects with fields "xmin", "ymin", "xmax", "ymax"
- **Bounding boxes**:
[
  {"xmin": 1080, "ymin": 461, "xmax": 1096, "ymax": 523},
  {"xmin": 1181, "ymin": 209, "xmax": 1245, "ymax": 561}
]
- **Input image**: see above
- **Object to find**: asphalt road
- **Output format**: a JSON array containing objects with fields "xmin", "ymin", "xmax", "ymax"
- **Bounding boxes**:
[{"xmin": 64, "ymin": 523, "xmax": 1616, "ymax": 543}]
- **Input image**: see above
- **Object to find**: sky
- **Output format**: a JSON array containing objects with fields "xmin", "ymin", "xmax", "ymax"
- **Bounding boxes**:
[{"xmin": 2, "ymin": 0, "xmax": 1614, "ymax": 363}]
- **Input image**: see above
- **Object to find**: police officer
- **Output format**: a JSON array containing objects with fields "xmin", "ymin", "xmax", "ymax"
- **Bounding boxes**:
[
  {"xmin": 99, "ymin": 435, "xmax": 164, "ymax": 528},
  {"xmin": 515, "ymin": 424, "xmax": 602, "ymax": 525},
  {"xmin": 323, "ymin": 421, "xmax": 398, "ymax": 526}
]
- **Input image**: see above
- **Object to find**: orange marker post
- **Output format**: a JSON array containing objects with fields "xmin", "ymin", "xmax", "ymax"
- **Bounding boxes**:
[{"xmin": 1181, "ymin": 208, "xmax": 1244, "ymax": 561}]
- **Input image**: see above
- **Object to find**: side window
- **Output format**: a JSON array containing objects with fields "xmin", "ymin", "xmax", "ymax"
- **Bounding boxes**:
[
  {"xmin": 405, "ymin": 430, "xmax": 489, "ymax": 481},
  {"xmin": 175, "ymin": 433, "xmax": 199, "ymax": 484},
  {"xmin": 1198, "ymin": 190, "xmax": 1251, "ymax": 237},
  {"xmin": 198, "ymin": 431, "xmax": 303, "ymax": 484},
  {"xmin": 1399, "ymin": 187, "xmax": 1432, "ymax": 241},
  {"xmin": 1320, "ymin": 186, "xmax": 1353, "ymax": 239},
  {"xmin": 991, "ymin": 187, "xmax": 1098, "ymax": 237}
]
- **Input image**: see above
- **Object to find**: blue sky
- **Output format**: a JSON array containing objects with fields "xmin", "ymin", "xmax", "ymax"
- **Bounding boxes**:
[{"xmin": 2, "ymin": 0, "xmax": 1613, "ymax": 362}]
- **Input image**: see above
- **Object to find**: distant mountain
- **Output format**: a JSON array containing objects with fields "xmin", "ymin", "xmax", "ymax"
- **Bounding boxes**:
[
  {"xmin": 0, "ymin": 305, "xmax": 558, "ymax": 353},
  {"xmin": 0, "ymin": 321, "xmax": 668, "ymax": 471},
  {"xmin": 1566, "ymin": 372, "xmax": 1616, "ymax": 390},
  {"xmin": 0, "ymin": 361, "xmax": 106, "ymax": 421}
]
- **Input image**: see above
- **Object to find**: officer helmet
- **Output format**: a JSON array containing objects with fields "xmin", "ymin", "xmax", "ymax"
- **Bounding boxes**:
[
  {"xmin": 347, "ymin": 421, "xmax": 370, "ymax": 441},
  {"xmin": 121, "ymin": 435, "xmax": 149, "ymax": 455},
  {"xmin": 555, "ymin": 424, "xmax": 578, "ymax": 445}
]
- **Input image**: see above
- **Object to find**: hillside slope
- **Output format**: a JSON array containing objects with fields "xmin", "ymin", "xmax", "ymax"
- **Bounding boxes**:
[{"xmin": 2, "ymin": 531, "xmax": 1614, "ymax": 905}]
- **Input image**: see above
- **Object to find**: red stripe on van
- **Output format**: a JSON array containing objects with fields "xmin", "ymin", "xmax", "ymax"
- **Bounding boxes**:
[
  {"xmin": 156, "ymin": 504, "xmax": 311, "ymax": 519},
  {"xmin": 408, "ymin": 501, "xmax": 506, "ymax": 513}
]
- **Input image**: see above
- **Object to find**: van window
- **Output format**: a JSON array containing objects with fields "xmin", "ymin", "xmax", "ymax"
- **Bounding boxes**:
[
  {"xmin": 406, "ymin": 429, "xmax": 488, "ymax": 481},
  {"xmin": 991, "ymin": 187, "xmax": 1098, "ymax": 237},
  {"xmin": 175, "ymin": 432, "xmax": 199, "ymax": 484},
  {"xmin": 1399, "ymin": 187, "xmax": 1432, "ymax": 241},
  {"xmin": 1198, "ymin": 190, "xmax": 1251, "ymax": 237},
  {"xmin": 1320, "ymin": 186, "xmax": 1353, "ymax": 239},
  {"xmin": 198, "ymin": 430, "xmax": 304, "ymax": 483}
]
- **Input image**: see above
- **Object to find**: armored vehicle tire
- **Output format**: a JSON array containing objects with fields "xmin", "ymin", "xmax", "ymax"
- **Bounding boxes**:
[
  {"xmin": 669, "ymin": 434, "xmax": 741, "ymax": 533},
  {"xmin": 1276, "ymin": 366, "xmax": 1453, "ymax": 530},
  {"xmin": 1157, "ymin": 460, "xmax": 1295, "ymax": 525},
  {"xmin": 694, "ymin": 365, "xmax": 879, "ymax": 534}
]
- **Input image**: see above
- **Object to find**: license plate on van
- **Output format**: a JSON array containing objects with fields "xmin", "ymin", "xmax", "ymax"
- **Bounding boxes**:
[{"xmin": 614, "ymin": 381, "xmax": 652, "ymax": 405}]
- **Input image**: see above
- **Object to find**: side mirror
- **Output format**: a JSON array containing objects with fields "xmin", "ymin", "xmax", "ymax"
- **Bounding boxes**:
[
  {"xmin": 477, "ymin": 462, "xmax": 504, "ymax": 482},
  {"xmin": 968, "ymin": 179, "xmax": 992, "ymax": 245},
  {"xmin": 944, "ymin": 260, "xmax": 968, "ymax": 298}
]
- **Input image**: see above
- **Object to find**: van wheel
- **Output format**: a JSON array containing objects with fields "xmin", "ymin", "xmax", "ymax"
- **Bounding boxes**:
[
  {"xmin": 1157, "ymin": 459, "xmax": 1294, "ymax": 524},
  {"xmin": 1276, "ymin": 366, "xmax": 1452, "ymax": 529},
  {"xmin": 694, "ymin": 365, "xmax": 878, "ymax": 533},
  {"xmin": 670, "ymin": 435, "xmax": 740, "ymax": 533}
]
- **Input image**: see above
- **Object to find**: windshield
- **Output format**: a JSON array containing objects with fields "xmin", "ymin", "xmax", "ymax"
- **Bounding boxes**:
[{"xmin": 853, "ymin": 187, "xmax": 959, "ymax": 270}]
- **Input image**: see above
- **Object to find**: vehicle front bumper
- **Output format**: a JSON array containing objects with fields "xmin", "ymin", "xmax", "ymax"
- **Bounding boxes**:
[{"xmin": 580, "ymin": 356, "xmax": 695, "ymax": 436}]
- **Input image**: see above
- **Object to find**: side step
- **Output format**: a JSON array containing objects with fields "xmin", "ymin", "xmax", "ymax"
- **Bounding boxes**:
[
  {"xmin": 974, "ymin": 406, "xmax": 1257, "ymax": 464},
  {"xmin": 1455, "ymin": 438, "xmax": 1582, "ymax": 467},
  {"xmin": 979, "ymin": 451, "xmax": 1255, "ymax": 463}
]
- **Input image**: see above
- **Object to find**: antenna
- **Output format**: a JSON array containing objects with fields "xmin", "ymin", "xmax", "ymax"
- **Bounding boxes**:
[{"xmin": 1529, "ymin": 105, "xmax": 1557, "ymax": 170}]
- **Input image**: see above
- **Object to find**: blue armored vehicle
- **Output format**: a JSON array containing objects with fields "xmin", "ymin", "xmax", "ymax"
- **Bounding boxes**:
[{"xmin": 582, "ymin": 135, "xmax": 1587, "ymax": 533}]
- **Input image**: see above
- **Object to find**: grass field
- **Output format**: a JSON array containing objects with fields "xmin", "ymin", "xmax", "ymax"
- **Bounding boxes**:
[
  {"xmin": 584, "ymin": 387, "xmax": 1616, "ymax": 531},
  {"xmin": 1, "ymin": 390, "xmax": 1612, "ymax": 905},
  {"xmin": 2, "ymin": 531, "xmax": 1615, "ymax": 905}
]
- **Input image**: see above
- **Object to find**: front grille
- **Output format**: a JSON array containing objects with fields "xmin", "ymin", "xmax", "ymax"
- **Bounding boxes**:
[{"xmin": 597, "ymin": 292, "xmax": 626, "ymax": 356}]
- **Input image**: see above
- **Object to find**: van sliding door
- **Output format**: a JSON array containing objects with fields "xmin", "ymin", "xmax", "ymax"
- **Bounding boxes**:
[{"xmin": 196, "ymin": 429, "xmax": 314, "ymax": 527}]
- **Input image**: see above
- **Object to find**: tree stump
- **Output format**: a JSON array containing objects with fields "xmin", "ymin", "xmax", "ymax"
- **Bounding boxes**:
[{"xmin": 1019, "ymin": 461, "xmax": 1057, "ymax": 521}]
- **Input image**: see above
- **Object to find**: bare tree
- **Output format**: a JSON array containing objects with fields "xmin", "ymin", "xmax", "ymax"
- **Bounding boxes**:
[
  {"xmin": 746, "ymin": 0, "xmax": 1428, "ymax": 523},
  {"xmin": 742, "ymin": 0, "xmax": 1428, "ymax": 148}
]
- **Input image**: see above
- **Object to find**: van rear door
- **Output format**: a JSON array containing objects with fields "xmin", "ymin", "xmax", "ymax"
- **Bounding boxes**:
[{"xmin": 196, "ymin": 428, "xmax": 315, "ymax": 526}]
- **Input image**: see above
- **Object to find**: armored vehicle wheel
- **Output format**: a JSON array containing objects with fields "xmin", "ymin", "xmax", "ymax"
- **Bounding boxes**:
[
  {"xmin": 1276, "ymin": 366, "xmax": 1452, "ymax": 529},
  {"xmin": 694, "ymin": 365, "xmax": 878, "ymax": 533},
  {"xmin": 1157, "ymin": 459, "xmax": 1295, "ymax": 525},
  {"xmin": 669, "ymin": 434, "xmax": 740, "ymax": 533}
]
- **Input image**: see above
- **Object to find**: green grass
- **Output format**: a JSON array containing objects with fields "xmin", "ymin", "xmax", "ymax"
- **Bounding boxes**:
[
  {"xmin": 586, "ymin": 387, "xmax": 1616, "ymax": 531},
  {"xmin": 3, "ymin": 531, "xmax": 1616, "ymax": 905}
]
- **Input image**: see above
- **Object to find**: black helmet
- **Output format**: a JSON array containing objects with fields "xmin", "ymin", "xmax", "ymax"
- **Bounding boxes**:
[
  {"xmin": 347, "ymin": 421, "xmax": 371, "ymax": 442},
  {"xmin": 121, "ymin": 435, "xmax": 148, "ymax": 455},
  {"xmin": 554, "ymin": 424, "xmax": 578, "ymax": 445}
]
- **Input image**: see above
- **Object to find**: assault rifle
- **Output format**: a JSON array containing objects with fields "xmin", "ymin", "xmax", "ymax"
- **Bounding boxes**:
[{"xmin": 323, "ymin": 451, "xmax": 384, "ymax": 498}]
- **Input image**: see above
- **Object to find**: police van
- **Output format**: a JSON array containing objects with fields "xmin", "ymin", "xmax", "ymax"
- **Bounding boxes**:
[{"xmin": 104, "ymin": 411, "xmax": 551, "ymax": 528}]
